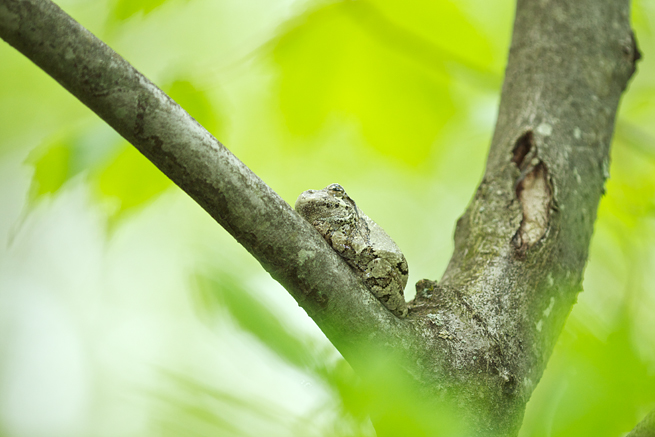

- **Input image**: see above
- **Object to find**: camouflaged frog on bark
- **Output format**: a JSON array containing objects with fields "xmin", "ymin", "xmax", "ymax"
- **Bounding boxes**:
[{"xmin": 295, "ymin": 184, "xmax": 409, "ymax": 318}]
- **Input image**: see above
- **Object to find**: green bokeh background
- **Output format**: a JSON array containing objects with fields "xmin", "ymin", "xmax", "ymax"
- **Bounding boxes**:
[{"xmin": 1, "ymin": 0, "xmax": 654, "ymax": 435}]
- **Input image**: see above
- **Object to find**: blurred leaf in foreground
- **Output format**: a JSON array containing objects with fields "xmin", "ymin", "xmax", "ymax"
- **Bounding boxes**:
[
  {"xmin": 192, "ymin": 272, "xmax": 314, "ymax": 370},
  {"xmin": 191, "ymin": 270, "xmax": 469, "ymax": 435}
]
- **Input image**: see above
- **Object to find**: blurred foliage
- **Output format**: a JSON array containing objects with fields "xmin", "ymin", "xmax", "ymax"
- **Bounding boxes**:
[
  {"xmin": 165, "ymin": 79, "xmax": 224, "ymax": 138},
  {"xmin": 191, "ymin": 271, "xmax": 465, "ymax": 436},
  {"xmin": 111, "ymin": 0, "xmax": 187, "ymax": 21},
  {"xmin": 23, "ymin": 75, "xmax": 223, "ymax": 222},
  {"xmin": 271, "ymin": 0, "xmax": 496, "ymax": 165},
  {"xmin": 1, "ymin": 0, "xmax": 655, "ymax": 436},
  {"xmin": 192, "ymin": 272, "xmax": 315, "ymax": 369},
  {"xmin": 520, "ymin": 313, "xmax": 655, "ymax": 436},
  {"xmin": 96, "ymin": 143, "xmax": 173, "ymax": 219},
  {"xmin": 27, "ymin": 140, "xmax": 72, "ymax": 197}
]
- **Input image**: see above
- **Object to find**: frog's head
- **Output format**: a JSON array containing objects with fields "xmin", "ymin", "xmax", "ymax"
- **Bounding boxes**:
[{"xmin": 295, "ymin": 183, "xmax": 357, "ymax": 224}]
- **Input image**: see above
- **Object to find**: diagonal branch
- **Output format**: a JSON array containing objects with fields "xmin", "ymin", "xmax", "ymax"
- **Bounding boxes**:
[{"xmin": 0, "ymin": 0, "xmax": 415, "ymax": 364}]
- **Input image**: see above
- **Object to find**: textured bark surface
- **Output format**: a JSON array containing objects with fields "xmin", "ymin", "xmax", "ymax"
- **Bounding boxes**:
[
  {"xmin": 628, "ymin": 410, "xmax": 655, "ymax": 437},
  {"xmin": 0, "ymin": 0, "xmax": 640, "ymax": 435},
  {"xmin": 407, "ymin": 0, "xmax": 639, "ymax": 433}
]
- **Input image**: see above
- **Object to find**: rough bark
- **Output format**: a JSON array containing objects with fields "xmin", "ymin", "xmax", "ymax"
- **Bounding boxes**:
[
  {"xmin": 628, "ymin": 410, "xmax": 655, "ymax": 437},
  {"xmin": 408, "ymin": 0, "xmax": 639, "ymax": 433},
  {"xmin": 0, "ymin": 0, "xmax": 639, "ymax": 435}
]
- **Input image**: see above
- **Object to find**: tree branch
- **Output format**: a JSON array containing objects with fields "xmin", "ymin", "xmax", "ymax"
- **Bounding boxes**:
[
  {"xmin": 0, "ymin": 0, "xmax": 641, "ymax": 435},
  {"xmin": 409, "ymin": 0, "xmax": 639, "ymax": 433},
  {"xmin": 0, "ymin": 0, "xmax": 417, "ymax": 366},
  {"xmin": 628, "ymin": 409, "xmax": 655, "ymax": 437}
]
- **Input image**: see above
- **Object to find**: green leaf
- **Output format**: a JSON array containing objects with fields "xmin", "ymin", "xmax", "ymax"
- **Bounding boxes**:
[
  {"xmin": 26, "ymin": 141, "xmax": 71, "ymax": 197},
  {"xmin": 112, "ymin": 0, "xmax": 177, "ymax": 21},
  {"xmin": 164, "ymin": 79, "xmax": 224, "ymax": 137},
  {"xmin": 369, "ymin": 0, "xmax": 494, "ymax": 71},
  {"xmin": 96, "ymin": 143, "xmax": 173, "ymax": 218}
]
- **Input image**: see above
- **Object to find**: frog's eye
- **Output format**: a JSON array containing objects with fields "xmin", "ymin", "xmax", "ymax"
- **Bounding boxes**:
[{"xmin": 328, "ymin": 183, "xmax": 344, "ymax": 193}]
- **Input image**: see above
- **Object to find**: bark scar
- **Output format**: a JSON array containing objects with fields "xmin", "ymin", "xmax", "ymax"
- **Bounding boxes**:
[{"xmin": 511, "ymin": 131, "xmax": 551, "ymax": 252}]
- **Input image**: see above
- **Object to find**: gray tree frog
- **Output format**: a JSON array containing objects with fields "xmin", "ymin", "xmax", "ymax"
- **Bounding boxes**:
[{"xmin": 295, "ymin": 183, "xmax": 409, "ymax": 318}]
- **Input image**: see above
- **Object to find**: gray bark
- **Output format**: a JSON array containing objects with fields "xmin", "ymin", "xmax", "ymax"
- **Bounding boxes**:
[
  {"xmin": 413, "ymin": 0, "xmax": 639, "ymax": 433},
  {"xmin": 0, "ymin": 0, "xmax": 640, "ymax": 435}
]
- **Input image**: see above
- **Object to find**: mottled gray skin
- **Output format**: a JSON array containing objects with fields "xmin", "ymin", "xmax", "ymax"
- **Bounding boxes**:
[{"xmin": 295, "ymin": 184, "xmax": 408, "ymax": 318}]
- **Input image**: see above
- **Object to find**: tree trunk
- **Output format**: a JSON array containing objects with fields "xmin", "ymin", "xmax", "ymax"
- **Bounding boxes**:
[{"xmin": 0, "ymin": 0, "xmax": 640, "ymax": 435}]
